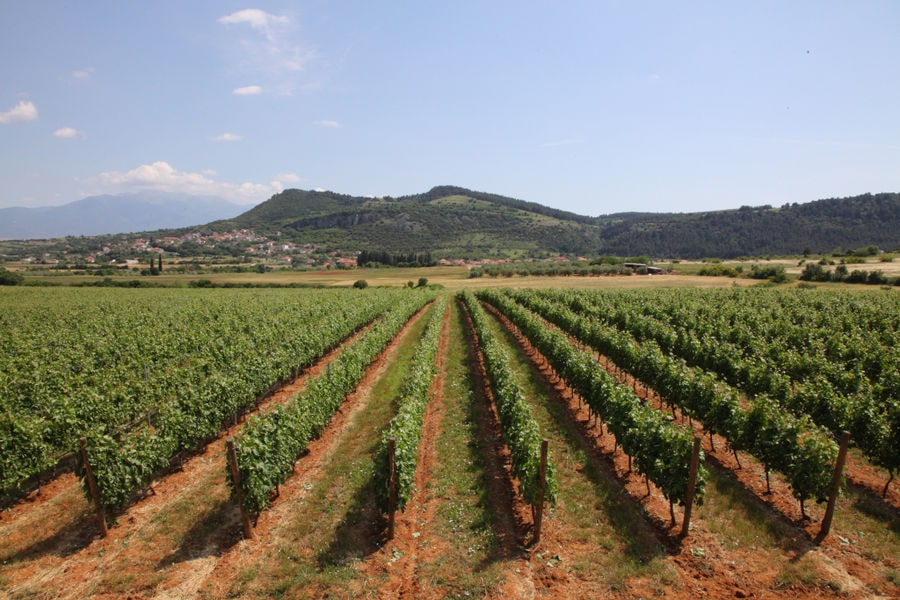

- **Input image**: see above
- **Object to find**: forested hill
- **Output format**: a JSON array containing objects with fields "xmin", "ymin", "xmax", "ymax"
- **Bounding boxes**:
[
  {"xmin": 222, "ymin": 186, "xmax": 604, "ymax": 258},
  {"xmin": 222, "ymin": 187, "xmax": 899, "ymax": 259},
  {"xmin": 596, "ymin": 193, "xmax": 900, "ymax": 258}
]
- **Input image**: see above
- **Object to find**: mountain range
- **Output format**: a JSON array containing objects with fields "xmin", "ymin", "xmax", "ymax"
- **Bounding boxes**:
[
  {"xmin": 2, "ymin": 186, "xmax": 898, "ymax": 259},
  {"xmin": 0, "ymin": 192, "xmax": 246, "ymax": 240}
]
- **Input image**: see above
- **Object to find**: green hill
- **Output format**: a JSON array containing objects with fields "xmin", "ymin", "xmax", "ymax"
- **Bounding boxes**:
[
  {"xmin": 220, "ymin": 186, "xmax": 899, "ymax": 259},
  {"xmin": 221, "ymin": 185, "xmax": 603, "ymax": 258},
  {"xmin": 596, "ymin": 193, "xmax": 900, "ymax": 258}
]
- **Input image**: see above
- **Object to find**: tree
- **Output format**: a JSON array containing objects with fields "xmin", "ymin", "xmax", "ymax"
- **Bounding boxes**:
[
  {"xmin": 867, "ymin": 270, "xmax": 888, "ymax": 285},
  {"xmin": 416, "ymin": 277, "xmax": 428, "ymax": 288},
  {"xmin": 799, "ymin": 263, "xmax": 829, "ymax": 282},
  {"xmin": 353, "ymin": 279, "xmax": 368, "ymax": 289},
  {"xmin": 0, "ymin": 268, "xmax": 24, "ymax": 286}
]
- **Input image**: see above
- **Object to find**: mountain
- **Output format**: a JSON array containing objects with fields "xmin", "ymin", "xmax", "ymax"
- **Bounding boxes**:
[
  {"xmin": 217, "ymin": 185, "xmax": 604, "ymax": 258},
  {"xmin": 215, "ymin": 186, "xmax": 899, "ymax": 259},
  {"xmin": 0, "ymin": 192, "xmax": 246, "ymax": 240}
]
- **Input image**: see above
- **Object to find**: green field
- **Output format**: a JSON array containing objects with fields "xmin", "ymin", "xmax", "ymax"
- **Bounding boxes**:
[{"xmin": 0, "ymin": 283, "xmax": 897, "ymax": 598}]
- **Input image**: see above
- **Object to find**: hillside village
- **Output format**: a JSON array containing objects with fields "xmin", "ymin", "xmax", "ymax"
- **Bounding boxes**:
[{"xmin": 12, "ymin": 227, "xmax": 601, "ymax": 272}]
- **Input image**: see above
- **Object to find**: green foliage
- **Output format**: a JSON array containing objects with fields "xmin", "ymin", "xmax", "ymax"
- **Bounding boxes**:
[
  {"xmin": 358, "ymin": 250, "xmax": 435, "ymax": 267},
  {"xmin": 477, "ymin": 290, "xmax": 705, "ymax": 509},
  {"xmin": 0, "ymin": 287, "xmax": 411, "ymax": 505},
  {"xmin": 801, "ymin": 262, "xmax": 894, "ymax": 286},
  {"xmin": 0, "ymin": 268, "xmax": 24, "ymax": 285},
  {"xmin": 230, "ymin": 291, "xmax": 433, "ymax": 514},
  {"xmin": 374, "ymin": 296, "xmax": 446, "ymax": 512},
  {"xmin": 473, "ymin": 261, "xmax": 634, "ymax": 278},
  {"xmin": 519, "ymin": 288, "xmax": 896, "ymax": 504},
  {"xmin": 698, "ymin": 264, "xmax": 740, "ymax": 278},
  {"xmin": 597, "ymin": 193, "xmax": 900, "ymax": 259},
  {"xmin": 352, "ymin": 279, "xmax": 369, "ymax": 289},
  {"xmin": 459, "ymin": 292, "xmax": 558, "ymax": 507},
  {"xmin": 748, "ymin": 264, "xmax": 787, "ymax": 282}
]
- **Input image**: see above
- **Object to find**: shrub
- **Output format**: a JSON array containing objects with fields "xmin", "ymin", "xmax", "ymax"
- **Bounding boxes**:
[
  {"xmin": 0, "ymin": 269, "xmax": 24, "ymax": 286},
  {"xmin": 866, "ymin": 270, "xmax": 888, "ymax": 285}
]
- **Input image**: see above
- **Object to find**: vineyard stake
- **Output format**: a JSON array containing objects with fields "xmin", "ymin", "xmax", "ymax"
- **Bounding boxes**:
[
  {"xmin": 533, "ymin": 439, "xmax": 549, "ymax": 545},
  {"xmin": 818, "ymin": 431, "xmax": 851, "ymax": 542},
  {"xmin": 79, "ymin": 437, "xmax": 108, "ymax": 537},
  {"xmin": 226, "ymin": 438, "xmax": 253, "ymax": 540},
  {"xmin": 680, "ymin": 436, "xmax": 702, "ymax": 537},
  {"xmin": 388, "ymin": 438, "xmax": 397, "ymax": 539}
]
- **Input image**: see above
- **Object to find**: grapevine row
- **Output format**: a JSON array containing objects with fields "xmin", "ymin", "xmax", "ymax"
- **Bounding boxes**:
[
  {"xmin": 504, "ymin": 289, "xmax": 837, "ymax": 515},
  {"xmin": 560, "ymin": 288, "xmax": 896, "ymax": 405},
  {"xmin": 374, "ymin": 296, "xmax": 447, "ymax": 512},
  {"xmin": 229, "ymin": 291, "xmax": 433, "ymax": 515},
  {"xmin": 79, "ymin": 291, "xmax": 414, "ymax": 511},
  {"xmin": 459, "ymin": 292, "xmax": 558, "ymax": 508},
  {"xmin": 1, "ymin": 288, "xmax": 404, "ymax": 498},
  {"xmin": 474, "ymin": 290, "xmax": 699, "ymax": 516},
  {"xmin": 549, "ymin": 288, "xmax": 899, "ymax": 494}
]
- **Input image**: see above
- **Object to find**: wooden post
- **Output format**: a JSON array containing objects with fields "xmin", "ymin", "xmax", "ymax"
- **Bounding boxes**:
[
  {"xmin": 388, "ymin": 438, "xmax": 397, "ymax": 539},
  {"xmin": 226, "ymin": 438, "xmax": 253, "ymax": 540},
  {"xmin": 533, "ymin": 439, "xmax": 549, "ymax": 545},
  {"xmin": 79, "ymin": 437, "xmax": 108, "ymax": 537},
  {"xmin": 818, "ymin": 431, "xmax": 851, "ymax": 542},
  {"xmin": 680, "ymin": 436, "xmax": 702, "ymax": 537}
]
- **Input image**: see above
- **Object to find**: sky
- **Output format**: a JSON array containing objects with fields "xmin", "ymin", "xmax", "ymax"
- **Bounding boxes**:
[{"xmin": 1, "ymin": 1, "xmax": 899, "ymax": 216}]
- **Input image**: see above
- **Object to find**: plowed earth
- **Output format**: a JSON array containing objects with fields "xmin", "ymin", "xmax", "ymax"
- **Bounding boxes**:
[{"xmin": 1, "ymin": 298, "xmax": 898, "ymax": 599}]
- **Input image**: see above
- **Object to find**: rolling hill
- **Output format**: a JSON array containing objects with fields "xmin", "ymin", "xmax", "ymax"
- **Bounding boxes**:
[
  {"xmin": 214, "ymin": 186, "xmax": 899, "ymax": 259},
  {"xmin": 217, "ymin": 186, "xmax": 601, "ymax": 258}
]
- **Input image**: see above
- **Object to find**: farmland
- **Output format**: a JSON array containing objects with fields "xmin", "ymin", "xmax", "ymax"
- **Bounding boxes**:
[{"xmin": 0, "ymin": 283, "xmax": 898, "ymax": 599}]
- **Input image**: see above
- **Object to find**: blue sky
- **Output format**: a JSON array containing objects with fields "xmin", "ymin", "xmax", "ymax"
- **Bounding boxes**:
[{"xmin": 1, "ymin": 1, "xmax": 898, "ymax": 215}]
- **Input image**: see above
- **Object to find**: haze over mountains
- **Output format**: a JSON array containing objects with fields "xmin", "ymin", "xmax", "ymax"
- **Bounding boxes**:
[{"xmin": 0, "ymin": 192, "xmax": 246, "ymax": 240}]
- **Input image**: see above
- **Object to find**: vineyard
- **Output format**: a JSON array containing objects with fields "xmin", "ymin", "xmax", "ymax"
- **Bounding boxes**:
[{"xmin": 0, "ymin": 285, "xmax": 897, "ymax": 599}]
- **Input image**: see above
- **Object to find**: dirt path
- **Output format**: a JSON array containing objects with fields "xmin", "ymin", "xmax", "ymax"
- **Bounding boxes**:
[
  {"xmin": 459, "ymin": 300, "xmax": 531, "ymax": 552},
  {"xmin": 356, "ymin": 298, "xmax": 531, "ymax": 599},
  {"xmin": 362, "ymin": 302, "xmax": 452, "ymax": 599}
]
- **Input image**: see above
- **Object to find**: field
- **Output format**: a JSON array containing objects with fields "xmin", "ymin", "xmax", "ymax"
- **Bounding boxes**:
[{"xmin": 0, "ymin": 278, "xmax": 898, "ymax": 599}]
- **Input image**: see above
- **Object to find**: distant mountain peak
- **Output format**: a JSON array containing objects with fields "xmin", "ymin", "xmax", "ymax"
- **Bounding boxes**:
[{"xmin": 0, "ymin": 192, "xmax": 246, "ymax": 240}]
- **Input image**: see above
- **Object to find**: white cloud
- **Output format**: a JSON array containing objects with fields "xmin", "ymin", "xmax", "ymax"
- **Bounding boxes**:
[
  {"xmin": 218, "ymin": 8, "xmax": 315, "ymax": 94},
  {"xmin": 53, "ymin": 127, "xmax": 80, "ymax": 138},
  {"xmin": 0, "ymin": 100, "xmax": 38, "ymax": 124},
  {"xmin": 271, "ymin": 173, "xmax": 303, "ymax": 191},
  {"xmin": 211, "ymin": 133, "xmax": 243, "ymax": 142},
  {"xmin": 83, "ymin": 161, "xmax": 280, "ymax": 204},
  {"xmin": 274, "ymin": 173, "xmax": 302, "ymax": 183},
  {"xmin": 219, "ymin": 9, "xmax": 289, "ymax": 35},
  {"xmin": 233, "ymin": 85, "xmax": 263, "ymax": 95},
  {"xmin": 73, "ymin": 68, "xmax": 94, "ymax": 80},
  {"xmin": 316, "ymin": 119, "xmax": 342, "ymax": 128}
]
